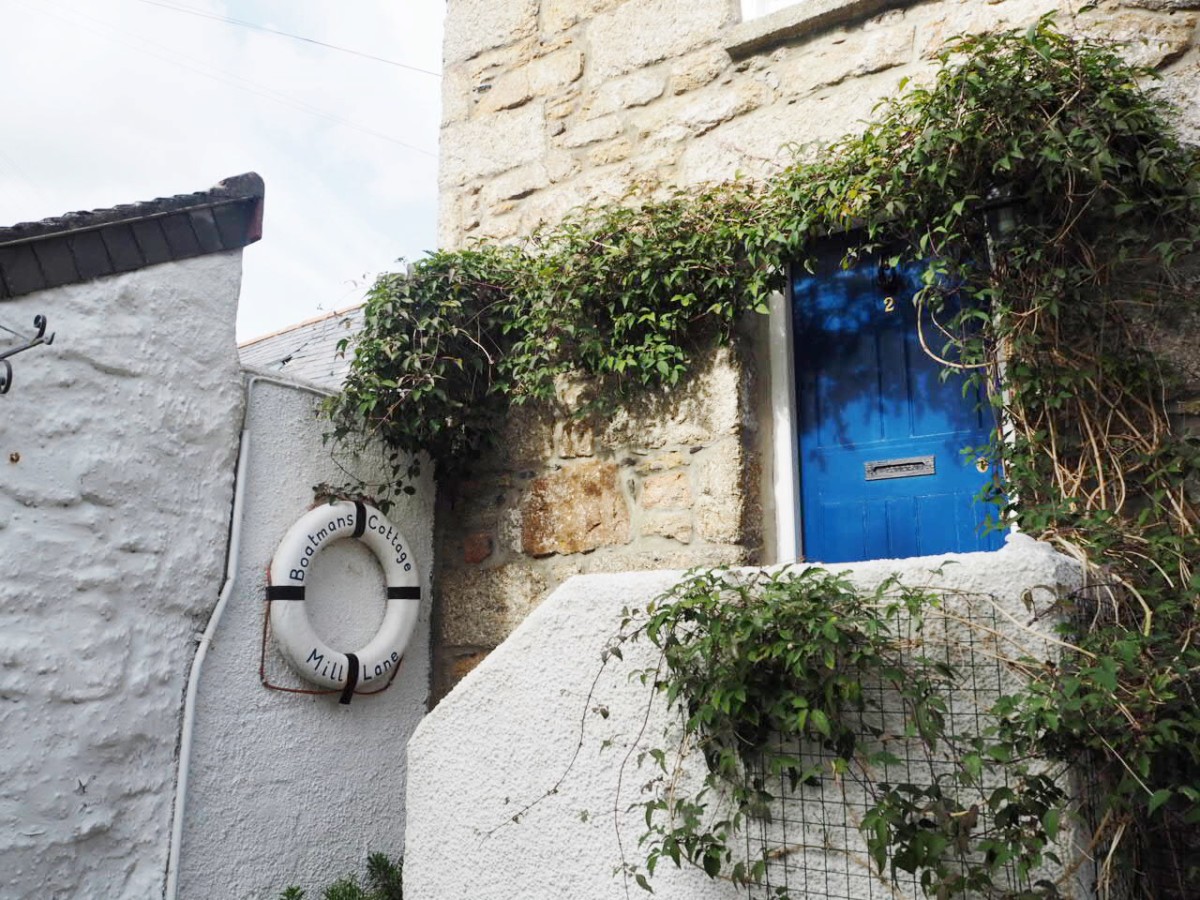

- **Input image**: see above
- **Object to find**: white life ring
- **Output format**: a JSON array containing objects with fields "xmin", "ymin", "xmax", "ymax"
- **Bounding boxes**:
[{"xmin": 267, "ymin": 500, "xmax": 421, "ymax": 702}]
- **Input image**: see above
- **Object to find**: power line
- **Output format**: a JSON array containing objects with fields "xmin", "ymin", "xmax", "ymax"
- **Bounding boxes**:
[
  {"xmin": 13, "ymin": 0, "xmax": 437, "ymax": 157},
  {"xmin": 131, "ymin": 0, "xmax": 441, "ymax": 78}
]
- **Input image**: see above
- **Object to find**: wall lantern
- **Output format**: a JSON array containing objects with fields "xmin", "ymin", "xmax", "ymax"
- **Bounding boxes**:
[
  {"xmin": 982, "ymin": 186, "xmax": 1026, "ymax": 274},
  {"xmin": 983, "ymin": 186, "xmax": 1024, "ymax": 245}
]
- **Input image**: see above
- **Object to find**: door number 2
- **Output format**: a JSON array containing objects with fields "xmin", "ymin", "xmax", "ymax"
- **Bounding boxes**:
[{"xmin": 883, "ymin": 296, "xmax": 895, "ymax": 313}]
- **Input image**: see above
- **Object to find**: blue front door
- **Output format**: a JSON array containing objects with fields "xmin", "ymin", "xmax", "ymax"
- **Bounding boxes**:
[{"xmin": 793, "ymin": 245, "xmax": 1003, "ymax": 563}]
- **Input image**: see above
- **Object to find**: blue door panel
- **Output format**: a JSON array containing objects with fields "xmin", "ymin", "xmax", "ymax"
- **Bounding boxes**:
[
  {"xmin": 794, "ymin": 246, "xmax": 1003, "ymax": 564},
  {"xmin": 881, "ymin": 496, "xmax": 918, "ymax": 559},
  {"xmin": 814, "ymin": 500, "xmax": 869, "ymax": 563}
]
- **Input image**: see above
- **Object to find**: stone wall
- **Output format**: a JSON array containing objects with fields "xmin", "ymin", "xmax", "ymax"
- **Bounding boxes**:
[
  {"xmin": 433, "ymin": 344, "xmax": 763, "ymax": 695},
  {"xmin": 434, "ymin": 0, "xmax": 1200, "ymax": 697},
  {"xmin": 0, "ymin": 253, "xmax": 244, "ymax": 898},
  {"xmin": 441, "ymin": 0, "xmax": 1200, "ymax": 250}
]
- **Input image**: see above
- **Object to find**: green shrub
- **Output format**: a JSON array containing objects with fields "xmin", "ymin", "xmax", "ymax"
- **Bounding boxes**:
[{"xmin": 278, "ymin": 852, "xmax": 402, "ymax": 900}]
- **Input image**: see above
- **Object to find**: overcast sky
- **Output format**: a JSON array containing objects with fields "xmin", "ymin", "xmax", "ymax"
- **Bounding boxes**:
[{"xmin": 0, "ymin": 0, "xmax": 443, "ymax": 340}]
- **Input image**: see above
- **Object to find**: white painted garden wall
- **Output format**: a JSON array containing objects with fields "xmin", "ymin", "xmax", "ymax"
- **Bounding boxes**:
[
  {"xmin": 405, "ymin": 536, "xmax": 1087, "ymax": 900},
  {"xmin": 176, "ymin": 375, "xmax": 434, "ymax": 900},
  {"xmin": 0, "ymin": 246, "xmax": 436, "ymax": 898},
  {"xmin": 0, "ymin": 252, "xmax": 245, "ymax": 898}
]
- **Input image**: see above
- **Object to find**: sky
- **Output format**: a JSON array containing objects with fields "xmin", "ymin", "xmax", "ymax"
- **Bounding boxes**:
[{"xmin": 0, "ymin": 0, "xmax": 443, "ymax": 341}]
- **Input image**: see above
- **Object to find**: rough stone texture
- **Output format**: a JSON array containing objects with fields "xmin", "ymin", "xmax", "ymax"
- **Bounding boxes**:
[
  {"xmin": 587, "ymin": 0, "xmax": 737, "ymax": 80},
  {"xmin": 602, "ymin": 345, "xmax": 743, "ymax": 449},
  {"xmin": 450, "ymin": 649, "xmax": 490, "ymax": 681},
  {"xmin": 484, "ymin": 162, "xmax": 551, "ymax": 206},
  {"xmin": 436, "ymin": 0, "xmax": 1200, "ymax": 698},
  {"xmin": 640, "ymin": 510, "xmax": 695, "ymax": 542},
  {"xmin": 1154, "ymin": 56, "xmax": 1200, "ymax": 144},
  {"xmin": 1079, "ymin": 9, "xmax": 1197, "ymax": 68},
  {"xmin": 498, "ymin": 401, "xmax": 557, "ymax": 468},
  {"xmin": 554, "ymin": 417, "xmax": 595, "ymax": 458},
  {"xmin": 441, "ymin": 0, "xmax": 1200, "ymax": 247},
  {"xmin": 635, "ymin": 451, "xmax": 688, "ymax": 474},
  {"xmin": 439, "ymin": 565, "xmax": 548, "ymax": 647},
  {"xmin": 521, "ymin": 460, "xmax": 631, "ymax": 556},
  {"xmin": 405, "ymin": 537, "xmax": 1087, "ymax": 900},
  {"xmin": 441, "ymin": 103, "xmax": 547, "ymax": 187},
  {"xmin": 443, "ymin": 0, "xmax": 538, "ymax": 63},
  {"xmin": 0, "ymin": 253, "xmax": 243, "ymax": 898},
  {"xmin": 464, "ymin": 531, "xmax": 495, "ymax": 564},
  {"xmin": 530, "ymin": 45, "xmax": 586, "ymax": 94},
  {"xmin": 430, "ymin": 339, "xmax": 758, "ymax": 700},
  {"xmin": 697, "ymin": 439, "xmax": 752, "ymax": 543},
  {"xmin": 587, "ymin": 69, "xmax": 667, "ymax": 118},
  {"xmin": 640, "ymin": 470, "xmax": 692, "ymax": 508},
  {"xmin": 177, "ymin": 380, "xmax": 434, "ymax": 899}
]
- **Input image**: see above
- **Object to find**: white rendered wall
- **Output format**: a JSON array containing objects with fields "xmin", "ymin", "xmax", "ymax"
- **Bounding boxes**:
[
  {"xmin": 0, "ymin": 253, "xmax": 245, "ymax": 898},
  {"xmin": 405, "ymin": 536, "xmax": 1085, "ymax": 900},
  {"xmin": 176, "ymin": 376, "xmax": 434, "ymax": 900}
]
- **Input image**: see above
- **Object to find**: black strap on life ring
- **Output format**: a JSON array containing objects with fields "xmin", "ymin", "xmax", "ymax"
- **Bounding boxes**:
[
  {"xmin": 353, "ymin": 501, "xmax": 367, "ymax": 538},
  {"xmin": 266, "ymin": 585, "xmax": 305, "ymax": 601},
  {"xmin": 339, "ymin": 653, "xmax": 360, "ymax": 705}
]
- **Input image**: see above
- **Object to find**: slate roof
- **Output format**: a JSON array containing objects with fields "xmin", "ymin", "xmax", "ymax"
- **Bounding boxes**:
[
  {"xmin": 0, "ymin": 172, "xmax": 264, "ymax": 299},
  {"xmin": 239, "ymin": 304, "xmax": 364, "ymax": 390}
]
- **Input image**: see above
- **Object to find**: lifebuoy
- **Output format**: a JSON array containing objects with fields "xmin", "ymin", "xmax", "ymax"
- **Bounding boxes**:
[{"xmin": 267, "ymin": 500, "xmax": 421, "ymax": 702}]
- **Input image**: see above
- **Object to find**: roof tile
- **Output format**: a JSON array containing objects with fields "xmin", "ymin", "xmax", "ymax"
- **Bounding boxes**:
[
  {"xmin": 0, "ymin": 172, "xmax": 265, "ymax": 299},
  {"xmin": 0, "ymin": 244, "xmax": 45, "ymax": 296}
]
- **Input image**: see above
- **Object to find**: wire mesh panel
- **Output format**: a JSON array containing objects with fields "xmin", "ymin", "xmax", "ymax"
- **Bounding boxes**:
[{"xmin": 743, "ymin": 595, "xmax": 1037, "ymax": 900}]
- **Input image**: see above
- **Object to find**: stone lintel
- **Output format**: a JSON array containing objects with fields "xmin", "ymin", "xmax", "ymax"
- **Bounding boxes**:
[{"xmin": 723, "ymin": 0, "xmax": 912, "ymax": 60}]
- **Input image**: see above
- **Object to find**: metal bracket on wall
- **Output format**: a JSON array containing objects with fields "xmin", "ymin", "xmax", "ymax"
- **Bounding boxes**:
[{"xmin": 0, "ymin": 315, "xmax": 56, "ymax": 395}]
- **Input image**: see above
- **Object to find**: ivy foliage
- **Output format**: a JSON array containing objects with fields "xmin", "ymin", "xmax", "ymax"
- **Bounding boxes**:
[
  {"xmin": 331, "ymin": 14, "xmax": 1200, "ymax": 896},
  {"xmin": 328, "ymin": 177, "xmax": 776, "ymax": 481},
  {"xmin": 621, "ymin": 569, "xmax": 1067, "ymax": 898}
]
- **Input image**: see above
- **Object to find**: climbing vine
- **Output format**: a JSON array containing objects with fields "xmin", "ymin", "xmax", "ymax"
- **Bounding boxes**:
[
  {"xmin": 331, "ymin": 15, "xmax": 1200, "ymax": 897},
  {"xmin": 614, "ymin": 567, "xmax": 1069, "ymax": 898}
]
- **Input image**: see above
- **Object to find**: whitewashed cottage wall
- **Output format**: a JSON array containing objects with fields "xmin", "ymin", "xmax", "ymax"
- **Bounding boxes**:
[
  {"xmin": 0, "ymin": 175, "xmax": 436, "ymax": 898},
  {"xmin": 0, "ymin": 251, "xmax": 245, "ymax": 897}
]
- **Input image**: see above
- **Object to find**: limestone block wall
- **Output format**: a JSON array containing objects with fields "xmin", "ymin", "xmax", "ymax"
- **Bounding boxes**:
[
  {"xmin": 434, "ymin": 0, "xmax": 1200, "ymax": 698},
  {"xmin": 405, "ymin": 536, "xmax": 1086, "ymax": 900},
  {"xmin": 434, "ymin": 343, "xmax": 763, "ymax": 696},
  {"xmin": 0, "ymin": 253, "xmax": 244, "ymax": 898},
  {"xmin": 440, "ymin": 0, "xmax": 1200, "ymax": 250}
]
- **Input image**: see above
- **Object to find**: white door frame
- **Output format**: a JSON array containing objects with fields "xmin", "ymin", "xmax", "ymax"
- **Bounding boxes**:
[{"xmin": 766, "ymin": 285, "xmax": 802, "ymax": 563}]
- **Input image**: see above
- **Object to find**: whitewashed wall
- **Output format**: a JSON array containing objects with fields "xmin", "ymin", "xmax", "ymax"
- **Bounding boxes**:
[
  {"xmin": 405, "ymin": 536, "xmax": 1086, "ymax": 900},
  {"xmin": 176, "ymin": 375, "xmax": 434, "ymax": 900},
  {"xmin": 0, "ymin": 253, "xmax": 245, "ymax": 898}
]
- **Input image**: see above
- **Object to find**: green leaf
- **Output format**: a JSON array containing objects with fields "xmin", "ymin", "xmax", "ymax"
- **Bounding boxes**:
[
  {"xmin": 809, "ymin": 709, "xmax": 832, "ymax": 738},
  {"xmin": 1148, "ymin": 789, "xmax": 1173, "ymax": 816},
  {"xmin": 1043, "ymin": 807, "xmax": 1061, "ymax": 841}
]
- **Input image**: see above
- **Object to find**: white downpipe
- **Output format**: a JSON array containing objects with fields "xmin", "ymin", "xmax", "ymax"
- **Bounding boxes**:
[
  {"xmin": 164, "ymin": 373, "xmax": 335, "ymax": 900},
  {"xmin": 163, "ymin": 428, "xmax": 248, "ymax": 900}
]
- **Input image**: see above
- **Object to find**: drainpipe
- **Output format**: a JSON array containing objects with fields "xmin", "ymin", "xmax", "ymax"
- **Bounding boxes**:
[{"xmin": 164, "ymin": 373, "xmax": 335, "ymax": 900}]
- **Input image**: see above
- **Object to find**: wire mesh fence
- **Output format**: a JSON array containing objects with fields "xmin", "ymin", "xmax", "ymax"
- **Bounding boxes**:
[{"xmin": 741, "ymin": 593, "xmax": 1056, "ymax": 900}]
